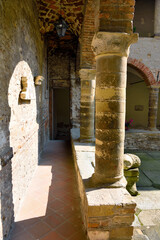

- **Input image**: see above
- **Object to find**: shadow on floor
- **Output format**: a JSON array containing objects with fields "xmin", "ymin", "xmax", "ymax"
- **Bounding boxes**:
[{"xmin": 9, "ymin": 141, "xmax": 87, "ymax": 240}]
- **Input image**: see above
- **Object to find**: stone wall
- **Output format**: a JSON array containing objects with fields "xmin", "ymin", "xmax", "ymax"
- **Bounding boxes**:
[
  {"xmin": 71, "ymin": 130, "xmax": 136, "ymax": 240},
  {"xmin": 80, "ymin": 0, "xmax": 95, "ymax": 69},
  {"xmin": 0, "ymin": 0, "xmax": 48, "ymax": 239},
  {"xmin": 125, "ymin": 131, "xmax": 160, "ymax": 150}
]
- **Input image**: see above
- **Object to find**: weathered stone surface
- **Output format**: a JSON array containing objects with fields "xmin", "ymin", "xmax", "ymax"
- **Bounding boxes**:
[
  {"xmin": 91, "ymin": 32, "xmax": 138, "ymax": 187},
  {"xmin": 0, "ymin": 1, "xmax": 49, "ymax": 239},
  {"xmin": 148, "ymin": 87, "xmax": 159, "ymax": 131},
  {"xmin": 124, "ymin": 168, "xmax": 140, "ymax": 196},
  {"xmin": 88, "ymin": 231, "xmax": 109, "ymax": 240},
  {"xmin": 91, "ymin": 32, "xmax": 138, "ymax": 57},
  {"xmin": 124, "ymin": 154, "xmax": 141, "ymax": 170},
  {"xmin": 71, "ymin": 132, "xmax": 136, "ymax": 240},
  {"xmin": 34, "ymin": 75, "xmax": 44, "ymax": 86},
  {"xmin": 0, "ymin": 162, "xmax": 13, "ymax": 240},
  {"xmin": 79, "ymin": 69, "xmax": 96, "ymax": 141}
]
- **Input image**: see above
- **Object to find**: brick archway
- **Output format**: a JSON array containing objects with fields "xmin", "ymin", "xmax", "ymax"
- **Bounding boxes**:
[{"xmin": 127, "ymin": 58, "xmax": 156, "ymax": 86}]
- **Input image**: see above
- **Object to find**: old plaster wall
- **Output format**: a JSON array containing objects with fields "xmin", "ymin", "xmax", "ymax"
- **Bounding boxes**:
[
  {"xmin": 129, "ymin": 38, "xmax": 160, "ymax": 81},
  {"xmin": 0, "ymin": 0, "xmax": 48, "ymax": 239},
  {"xmin": 126, "ymin": 73, "xmax": 149, "ymax": 128}
]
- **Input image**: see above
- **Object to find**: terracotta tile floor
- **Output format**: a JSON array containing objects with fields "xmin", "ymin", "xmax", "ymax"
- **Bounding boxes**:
[{"xmin": 10, "ymin": 141, "xmax": 88, "ymax": 240}]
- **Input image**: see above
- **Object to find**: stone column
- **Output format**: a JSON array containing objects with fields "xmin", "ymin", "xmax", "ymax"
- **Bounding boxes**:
[
  {"xmin": 154, "ymin": 0, "xmax": 160, "ymax": 37},
  {"xmin": 79, "ymin": 69, "xmax": 96, "ymax": 141},
  {"xmin": 148, "ymin": 86, "xmax": 159, "ymax": 130},
  {"xmin": 91, "ymin": 32, "xmax": 138, "ymax": 187}
]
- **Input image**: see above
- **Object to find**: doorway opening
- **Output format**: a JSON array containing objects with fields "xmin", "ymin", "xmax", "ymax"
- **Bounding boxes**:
[{"xmin": 50, "ymin": 88, "xmax": 70, "ymax": 140}]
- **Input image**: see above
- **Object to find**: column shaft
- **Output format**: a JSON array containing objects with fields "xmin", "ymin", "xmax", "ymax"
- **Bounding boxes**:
[
  {"xmin": 148, "ymin": 87, "xmax": 159, "ymax": 130},
  {"xmin": 95, "ymin": 55, "xmax": 126, "ymax": 185},
  {"xmin": 80, "ymin": 69, "xmax": 96, "ymax": 141},
  {"xmin": 154, "ymin": 0, "xmax": 160, "ymax": 36},
  {"xmin": 91, "ymin": 32, "xmax": 138, "ymax": 187}
]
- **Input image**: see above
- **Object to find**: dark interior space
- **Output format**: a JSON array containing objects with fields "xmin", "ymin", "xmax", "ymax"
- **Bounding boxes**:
[{"xmin": 52, "ymin": 88, "xmax": 70, "ymax": 140}]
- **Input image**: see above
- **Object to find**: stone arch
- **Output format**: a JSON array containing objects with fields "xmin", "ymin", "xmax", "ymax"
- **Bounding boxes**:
[{"xmin": 127, "ymin": 58, "xmax": 156, "ymax": 86}]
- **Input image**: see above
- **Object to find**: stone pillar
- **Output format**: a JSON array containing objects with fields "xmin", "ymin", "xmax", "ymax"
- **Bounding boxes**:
[
  {"xmin": 154, "ymin": 0, "xmax": 160, "ymax": 37},
  {"xmin": 79, "ymin": 69, "xmax": 96, "ymax": 141},
  {"xmin": 91, "ymin": 32, "xmax": 138, "ymax": 187},
  {"xmin": 148, "ymin": 86, "xmax": 159, "ymax": 130}
]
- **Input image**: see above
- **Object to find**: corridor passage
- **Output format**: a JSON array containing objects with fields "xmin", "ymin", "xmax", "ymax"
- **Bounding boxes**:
[{"xmin": 10, "ymin": 141, "xmax": 87, "ymax": 240}]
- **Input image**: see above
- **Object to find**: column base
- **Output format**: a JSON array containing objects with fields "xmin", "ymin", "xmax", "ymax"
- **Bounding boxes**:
[
  {"xmin": 80, "ymin": 138, "xmax": 95, "ymax": 143},
  {"xmin": 71, "ymin": 134, "xmax": 136, "ymax": 240},
  {"xmin": 148, "ymin": 127, "xmax": 159, "ymax": 131},
  {"xmin": 90, "ymin": 172, "xmax": 127, "ymax": 188}
]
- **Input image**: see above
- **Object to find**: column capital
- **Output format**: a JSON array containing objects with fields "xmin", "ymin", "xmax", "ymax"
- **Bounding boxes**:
[
  {"xmin": 79, "ymin": 69, "xmax": 96, "ymax": 81},
  {"xmin": 91, "ymin": 32, "xmax": 138, "ymax": 57}
]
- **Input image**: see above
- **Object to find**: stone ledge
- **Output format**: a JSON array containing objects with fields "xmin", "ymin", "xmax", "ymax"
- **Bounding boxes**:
[{"xmin": 71, "ymin": 128, "xmax": 136, "ymax": 240}]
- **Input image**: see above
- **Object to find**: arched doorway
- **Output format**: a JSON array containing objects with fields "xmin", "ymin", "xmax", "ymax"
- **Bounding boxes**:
[
  {"xmin": 126, "ymin": 65, "xmax": 149, "ymax": 129},
  {"xmin": 125, "ymin": 60, "xmax": 160, "ymax": 151}
]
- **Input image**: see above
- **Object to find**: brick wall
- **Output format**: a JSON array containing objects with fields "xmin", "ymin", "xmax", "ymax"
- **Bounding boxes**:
[
  {"xmin": 128, "ymin": 57, "xmax": 156, "ymax": 86},
  {"xmin": 80, "ymin": 0, "xmax": 135, "ymax": 70},
  {"xmin": 80, "ymin": 0, "xmax": 95, "ymax": 68},
  {"xmin": 36, "ymin": 0, "xmax": 85, "ymax": 35},
  {"xmin": 98, "ymin": 0, "xmax": 135, "ymax": 33},
  {"xmin": 0, "ymin": 0, "xmax": 49, "ymax": 239}
]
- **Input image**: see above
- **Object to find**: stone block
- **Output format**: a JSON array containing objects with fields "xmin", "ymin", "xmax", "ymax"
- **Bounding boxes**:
[
  {"xmin": 109, "ymin": 226, "xmax": 134, "ymax": 240},
  {"xmin": 71, "ymin": 132, "xmax": 136, "ymax": 240},
  {"xmin": 88, "ymin": 230, "xmax": 109, "ymax": 240}
]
